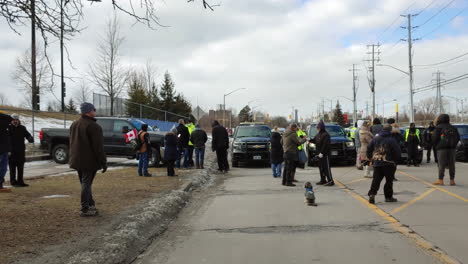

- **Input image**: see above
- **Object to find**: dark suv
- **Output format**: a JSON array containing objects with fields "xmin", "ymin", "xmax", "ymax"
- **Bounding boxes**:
[
  {"xmin": 231, "ymin": 123, "xmax": 271, "ymax": 167},
  {"xmin": 454, "ymin": 124, "xmax": 468, "ymax": 161},
  {"xmin": 306, "ymin": 124, "xmax": 356, "ymax": 166}
]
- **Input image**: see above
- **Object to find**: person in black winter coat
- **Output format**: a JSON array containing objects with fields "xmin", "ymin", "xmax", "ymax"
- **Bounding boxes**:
[
  {"xmin": 367, "ymin": 124, "xmax": 401, "ymax": 204},
  {"xmin": 270, "ymin": 129, "xmax": 284, "ymax": 178},
  {"xmin": 0, "ymin": 112, "xmax": 13, "ymax": 192},
  {"xmin": 9, "ymin": 114, "xmax": 34, "ymax": 187},
  {"xmin": 190, "ymin": 124, "xmax": 208, "ymax": 169},
  {"xmin": 432, "ymin": 114, "xmax": 460, "ymax": 186},
  {"xmin": 211, "ymin": 120, "xmax": 230, "ymax": 172},
  {"xmin": 371, "ymin": 118, "xmax": 383, "ymax": 136},
  {"xmin": 164, "ymin": 129, "xmax": 178, "ymax": 176},
  {"xmin": 310, "ymin": 121, "xmax": 334, "ymax": 186},
  {"xmin": 176, "ymin": 119, "xmax": 190, "ymax": 169},
  {"xmin": 423, "ymin": 121, "xmax": 438, "ymax": 163}
]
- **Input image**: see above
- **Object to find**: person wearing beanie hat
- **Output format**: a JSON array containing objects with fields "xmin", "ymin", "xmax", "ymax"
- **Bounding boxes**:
[
  {"xmin": 0, "ymin": 112, "xmax": 13, "ymax": 192},
  {"xmin": 8, "ymin": 113, "xmax": 34, "ymax": 187},
  {"xmin": 69, "ymin": 103, "xmax": 107, "ymax": 217},
  {"xmin": 366, "ymin": 123, "xmax": 401, "ymax": 204},
  {"xmin": 311, "ymin": 120, "xmax": 334, "ymax": 186}
]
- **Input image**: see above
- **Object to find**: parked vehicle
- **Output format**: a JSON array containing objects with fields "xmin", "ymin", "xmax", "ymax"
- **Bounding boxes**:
[
  {"xmin": 306, "ymin": 123, "xmax": 356, "ymax": 166},
  {"xmin": 231, "ymin": 123, "xmax": 271, "ymax": 167},
  {"xmin": 40, "ymin": 117, "xmax": 165, "ymax": 167},
  {"xmin": 454, "ymin": 124, "xmax": 468, "ymax": 161}
]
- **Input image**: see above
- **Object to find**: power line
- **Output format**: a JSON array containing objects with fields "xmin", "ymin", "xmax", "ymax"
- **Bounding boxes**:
[
  {"xmin": 416, "ymin": 0, "xmax": 439, "ymax": 15},
  {"xmin": 416, "ymin": 0, "xmax": 457, "ymax": 28},
  {"xmin": 414, "ymin": 51, "xmax": 468, "ymax": 67},
  {"xmin": 376, "ymin": 0, "xmax": 419, "ymax": 43},
  {"xmin": 415, "ymin": 72, "xmax": 468, "ymax": 91},
  {"xmin": 420, "ymin": 5, "xmax": 468, "ymax": 38}
]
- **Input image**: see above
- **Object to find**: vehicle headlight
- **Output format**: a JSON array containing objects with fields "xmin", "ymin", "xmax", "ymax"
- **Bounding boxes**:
[
  {"xmin": 418, "ymin": 145, "xmax": 422, "ymax": 151},
  {"xmin": 309, "ymin": 143, "xmax": 316, "ymax": 149},
  {"xmin": 346, "ymin": 142, "xmax": 355, "ymax": 148},
  {"xmin": 233, "ymin": 142, "xmax": 244, "ymax": 150},
  {"xmin": 457, "ymin": 140, "xmax": 463, "ymax": 147}
]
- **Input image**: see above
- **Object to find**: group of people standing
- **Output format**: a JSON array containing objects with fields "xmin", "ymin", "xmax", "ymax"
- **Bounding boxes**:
[
  {"xmin": 270, "ymin": 120, "xmax": 334, "ymax": 187},
  {"xmin": 0, "ymin": 112, "xmax": 34, "ymax": 192}
]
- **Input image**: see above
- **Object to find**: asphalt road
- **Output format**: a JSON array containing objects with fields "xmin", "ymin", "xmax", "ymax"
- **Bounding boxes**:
[{"xmin": 134, "ymin": 160, "xmax": 468, "ymax": 264}]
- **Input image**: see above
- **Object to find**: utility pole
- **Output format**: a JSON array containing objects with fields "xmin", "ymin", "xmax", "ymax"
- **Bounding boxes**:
[
  {"xmin": 366, "ymin": 44, "xmax": 380, "ymax": 120},
  {"xmin": 432, "ymin": 71, "xmax": 444, "ymax": 115},
  {"xmin": 349, "ymin": 64, "xmax": 359, "ymax": 125},
  {"xmin": 402, "ymin": 14, "xmax": 418, "ymax": 123}
]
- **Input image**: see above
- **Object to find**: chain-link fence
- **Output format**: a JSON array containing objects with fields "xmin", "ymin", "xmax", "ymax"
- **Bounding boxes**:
[{"xmin": 92, "ymin": 93, "xmax": 189, "ymax": 123}]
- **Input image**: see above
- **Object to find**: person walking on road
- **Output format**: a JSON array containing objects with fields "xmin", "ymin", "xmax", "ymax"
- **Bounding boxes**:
[
  {"xmin": 69, "ymin": 103, "xmax": 107, "ymax": 217},
  {"xmin": 371, "ymin": 118, "xmax": 383, "ymax": 136},
  {"xmin": 212, "ymin": 120, "xmax": 230, "ymax": 173},
  {"xmin": 367, "ymin": 124, "xmax": 401, "ymax": 204},
  {"xmin": 0, "ymin": 112, "xmax": 13, "ymax": 193},
  {"xmin": 424, "ymin": 121, "xmax": 438, "ymax": 163},
  {"xmin": 405, "ymin": 123, "xmax": 421, "ymax": 167},
  {"xmin": 164, "ymin": 129, "xmax": 178, "ymax": 176},
  {"xmin": 281, "ymin": 123, "xmax": 307, "ymax": 186},
  {"xmin": 355, "ymin": 120, "xmax": 364, "ymax": 170},
  {"xmin": 432, "ymin": 114, "xmax": 460, "ymax": 186},
  {"xmin": 9, "ymin": 114, "xmax": 34, "ymax": 187},
  {"xmin": 359, "ymin": 121, "xmax": 374, "ymax": 178},
  {"xmin": 310, "ymin": 121, "xmax": 334, "ymax": 186},
  {"xmin": 176, "ymin": 119, "xmax": 190, "ymax": 169},
  {"xmin": 190, "ymin": 124, "xmax": 208, "ymax": 169},
  {"xmin": 270, "ymin": 127, "xmax": 284, "ymax": 178},
  {"xmin": 137, "ymin": 124, "xmax": 152, "ymax": 177}
]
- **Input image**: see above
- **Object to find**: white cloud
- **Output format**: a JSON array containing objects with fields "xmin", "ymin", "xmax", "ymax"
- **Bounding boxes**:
[{"xmin": 1, "ymin": 0, "xmax": 467, "ymax": 119}]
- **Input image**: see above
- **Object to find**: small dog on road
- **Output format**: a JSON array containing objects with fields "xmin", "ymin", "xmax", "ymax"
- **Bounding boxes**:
[{"xmin": 304, "ymin": 182, "xmax": 317, "ymax": 206}]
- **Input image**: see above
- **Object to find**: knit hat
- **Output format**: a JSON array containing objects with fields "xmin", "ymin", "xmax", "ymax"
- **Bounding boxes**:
[
  {"xmin": 80, "ymin": 102, "xmax": 96, "ymax": 114},
  {"xmin": 316, "ymin": 120, "xmax": 325, "ymax": 130},
  {"xmin": 11, "ymin": 113, "xmax": 20, "ymax": 120}
]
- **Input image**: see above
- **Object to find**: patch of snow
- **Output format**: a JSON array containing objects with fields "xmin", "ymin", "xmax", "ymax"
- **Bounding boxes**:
[
  {"xmin": 41, "ymin": 194, "xmax": 71, "ymax": 199},
  {"xmin": 14, "ymin": 114, "xmax": 71, "ymax": 143}
]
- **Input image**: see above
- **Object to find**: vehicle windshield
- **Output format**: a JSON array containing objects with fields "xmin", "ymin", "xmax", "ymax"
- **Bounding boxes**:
[
  {"xmin": 457, "ymin": 126, "xmax": 468, "ymax": 136},
  {"xmin": 236, "ymin": 126, "xmax": 271, "ymax": 138},
  {"xmin": 130, "ymin": 120, "xmax": 154, "ymax": 131},
  {"xmin": 308, "ymin": 126, "xmax": 345, "ymax": 137}
]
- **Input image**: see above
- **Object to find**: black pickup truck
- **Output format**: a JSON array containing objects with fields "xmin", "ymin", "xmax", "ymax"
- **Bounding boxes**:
[{"xmin": 39, "ymin": 117, "xmax": 166, "ymax": 167}]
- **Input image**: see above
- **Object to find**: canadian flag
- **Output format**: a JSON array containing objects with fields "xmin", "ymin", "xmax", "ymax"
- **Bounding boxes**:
[{"xmin": 124, "ymin": 129, "xmax": 138, "ymax": 143}]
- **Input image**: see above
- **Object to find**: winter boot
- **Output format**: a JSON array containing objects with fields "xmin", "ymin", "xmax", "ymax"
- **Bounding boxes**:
[
  {"xmin": 450, "ymin": 180, "xmax": 456, "ymax": 186},
  {"xmin": 200, "ymin": 161, "xmax": 204, "ymax": 169},
  {"xmin": 433, "ymin": 179, "xmax": 444, "ymax": 185},
  {"xmin": 195, "ymin": 162, "xmax": 200, "ymax": 169},
  {"xmin": 369, "ymin": 195, "xmax": 375, "ymax": 204}
]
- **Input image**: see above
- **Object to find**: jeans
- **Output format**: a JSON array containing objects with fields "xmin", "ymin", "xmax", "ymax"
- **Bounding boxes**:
[
  {"xmin": 195, "ymin": 147, "xmax": 205, "ymax": 165},
  {"xmin": 368, "ymin": 165, "xmax": 395, "ymax": 199},
  {"xmin": 78, "ymin": 170, "xmax": 97, "ymax": 211},
  {"xmin": 138, "ymin": 152, "xmax": 149, "ymax": 175},
  {"xmin": 271, "ymin": 163, "xmax": 282, "ymax": 177},
  {"xmin": 176, "ymin": 147, "xmax": 189, "ymax": 168},
  {"xmin": 0, "ymin": 153, "xmax": 8, "ymax": 185}
]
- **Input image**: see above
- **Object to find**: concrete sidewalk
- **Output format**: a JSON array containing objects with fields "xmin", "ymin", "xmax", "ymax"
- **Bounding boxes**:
[{"xmin": 136, "ymin": 166, "xmax": 444, "ymax": 264}]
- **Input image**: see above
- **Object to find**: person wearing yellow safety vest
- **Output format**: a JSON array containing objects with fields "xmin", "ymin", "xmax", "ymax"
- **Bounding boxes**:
[
  {"xmin": 349, "ymin": 126, "xmax": 357, "ymax": 142},
  {"xmin": 405, "ymin": 123, "xmax": 421, "ymax": 167},
  {"xmin": 185, "ymin": 120, "xmax": 196, "ymax": 168},
  {"xmin": 296, "ymin": 128, "xmax": 307, "ymax": 171}
]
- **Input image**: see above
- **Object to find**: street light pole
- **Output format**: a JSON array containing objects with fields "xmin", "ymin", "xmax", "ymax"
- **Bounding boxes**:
[{"xmin": 223, "ymin": 88, "xmax": 246, "ymax": 127}]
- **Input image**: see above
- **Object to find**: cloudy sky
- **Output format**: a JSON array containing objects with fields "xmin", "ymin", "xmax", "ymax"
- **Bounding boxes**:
[{"xmin": 1, "ymin": 0, "xmax": 467, "ymax": 119}]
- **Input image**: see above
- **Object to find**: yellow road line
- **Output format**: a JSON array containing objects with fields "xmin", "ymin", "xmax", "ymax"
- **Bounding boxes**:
[
  {"xmin": 345, "ymin": 178, "xmax": 369, "ymax": 185},
  {"xmin": 335, "ymin": 179, "xmax": 461, "ymax": 264},
  {"xmin": 398, "ymin": 170, "xmax": 468, "ymax": 203},
  {"xmin": 392, "ymin": 188, "xmax": 436, "ymax": 214}
]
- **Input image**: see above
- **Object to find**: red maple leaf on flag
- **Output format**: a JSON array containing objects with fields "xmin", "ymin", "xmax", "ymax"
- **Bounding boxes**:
[{"xmin": 124, "ymin": 129, "xmax": 138, "ymax": 143}]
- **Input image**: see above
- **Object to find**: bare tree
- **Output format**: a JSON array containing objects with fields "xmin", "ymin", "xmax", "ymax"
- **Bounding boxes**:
[
  {"xmin": 415, "ymin": 97, "xmax": 449, "ymax": 122},
  {"xmin": 0, "ymin": 92, "xmax": 7, "ymax": 105},
  {"xmin": 11, "ymin": 46, "xmax": 55, "ymax": 109},
  {"xmin": 73, "ymin": 80, "xmax": 91, "ymax": 105},
  {"xmin": 88, "ymin": 15, "xmax": 128, "ymax": 116},
  {"xmin": 144, "ymin": 59, "xmax": 158, "ymax": 92}
]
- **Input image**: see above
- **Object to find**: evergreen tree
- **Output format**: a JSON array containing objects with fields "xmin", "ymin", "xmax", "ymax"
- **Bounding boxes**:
[
  {"xmin": 159, "ymin": 71, "xmax": 175, "ymax": 113},
  {"xmin": 148, "ymin": 82, "xmax": 161, "ymax": 120},
  {"xmin": 332, "ymin": 101, "xmax": 346, "ymax": 126},
  {"xmin": 171, "ymin": 94, "xmax": 192, "ymax": 122},
  {"xmin": 65, "ymin": 98, "xmax": 78, "ymax": 114},
  {"xmin": 238, "ymin": 105, "xmax": 252, "ymax": 122},
  {"xmin": 127, "ymin": 72, "xmax": 150, "ymax": 117}
]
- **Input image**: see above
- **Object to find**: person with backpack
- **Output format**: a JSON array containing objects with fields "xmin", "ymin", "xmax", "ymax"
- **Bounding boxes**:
[
  {"xmin": 190, "ymin": 124, "xmax": 208, "ymax": 169},
  {"xmin": 405, "ymin": 123, "xmax": 421, "ymax": 167},
  {"xmin": 367, "ymin": 124, "xmax": 401, "ymax": 204},
  {"xmin": 137, "ymin": 124, "xmax": 152, "ymax": 177},
  {"xmin": 432, "ymin": 114, "xmax": 460, "ymax": 186},
  {"xmin": 423, "ymin": 121, "xmax": 438, "ymax": 163}
]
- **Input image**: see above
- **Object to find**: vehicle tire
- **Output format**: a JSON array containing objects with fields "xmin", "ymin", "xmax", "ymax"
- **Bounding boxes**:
[
  {"xmin": 149, "ymin": 148, "xmax": 162, "ymax": 168},
  {"xmin": 232, "ymin": 160, "xmax": 239, "ymax": 167},
  {"xmin": 52, "ymin": 144, "xmax": 69, "ymax": 164}
]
